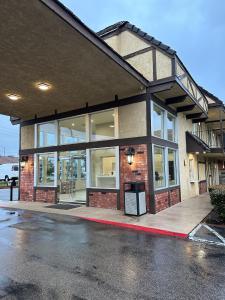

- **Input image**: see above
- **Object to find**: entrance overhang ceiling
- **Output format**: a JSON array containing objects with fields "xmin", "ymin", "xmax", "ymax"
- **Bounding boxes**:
[{"xmin": 0, "ymin": 0, "xmax": 148, "ymax": 121}]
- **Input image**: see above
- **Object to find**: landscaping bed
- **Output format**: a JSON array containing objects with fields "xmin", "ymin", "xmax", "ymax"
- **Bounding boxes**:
[{"xmin": 204, "ymin": 209, "xmax": 225, "ymax": 227}]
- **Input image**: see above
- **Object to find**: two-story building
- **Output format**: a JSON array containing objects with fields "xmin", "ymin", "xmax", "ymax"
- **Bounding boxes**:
[{"xmin": 1, "ymin": 1, "xmax": 224, "ymax": 214}]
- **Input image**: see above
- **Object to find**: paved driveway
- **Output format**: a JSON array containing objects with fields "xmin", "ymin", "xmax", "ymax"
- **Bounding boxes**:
[{"xmin": 0, "ymin": 208, "xmax": 224, "ymax": 300}]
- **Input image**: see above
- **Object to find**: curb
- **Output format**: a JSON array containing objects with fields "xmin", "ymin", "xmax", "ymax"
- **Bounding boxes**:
[{"xmin": 77, "ymin": 216, "xmax": 188, "ymax": 238}]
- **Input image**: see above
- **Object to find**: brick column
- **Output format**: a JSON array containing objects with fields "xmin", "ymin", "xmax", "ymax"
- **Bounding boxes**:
[{"xmin": 20, "ymin": 154, "xmax": 34, "ymax": 201}]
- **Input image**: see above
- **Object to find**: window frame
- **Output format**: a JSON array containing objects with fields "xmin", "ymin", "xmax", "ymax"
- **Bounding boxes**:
[
  {"xmin": 35, "ymin": 121, "xmax": 58, "ymax": 148},
  {"xmin": 151, "ymin": 102, "xmax": 177, "ymax": 143},
  {"xmin": 89, "ymin": 108, "xmax": 118, "ymax": 142},
  {"xmin": 87, "ymin": 146, "xmax": 120, "ymax": 190},
  {"xmin": 35, "ymin": 108, "xmax": 118, "ymax": 148},
  {"xmin": 153, "ymin": 144, "xmax": 179, "ymax": 191},
  {"xmin": 35, "ymin": 152, "xmax": 58, "ymax": 187},
  {"xmin": 58, "ymin": 114, "xmax": 87, "ymax": 145}
]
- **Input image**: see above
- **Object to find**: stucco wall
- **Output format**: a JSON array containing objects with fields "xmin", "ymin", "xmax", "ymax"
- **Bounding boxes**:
[
  {"xmin": 118, "ymin": 102, "xmax": 147, "ymax": 138},
  {"xmin": 156, "ymin": 50, "xmax": 172, "ymax": 79},
  {"xmin": 177, "ymin": 113, "xmax": 199, "ymax": 200},
  {"xmin": 127, "ymin": 51, "xmax": 153, "ymax": 81},
  {"xmin": 20, "ymin": 125, "xmax": 34, "ymax": 149},
  {"xmin": 104, "ymin": 30, "xmax": 149, "ymax": 57}
]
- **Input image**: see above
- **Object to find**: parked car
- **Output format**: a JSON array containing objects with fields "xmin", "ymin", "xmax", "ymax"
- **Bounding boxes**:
[{"xmin": 0, "ymin": 163, "xmax": 19, "ymax": 181}]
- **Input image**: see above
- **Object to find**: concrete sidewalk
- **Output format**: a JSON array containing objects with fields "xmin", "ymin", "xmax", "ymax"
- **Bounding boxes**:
[{"xmin": 0, "ymin": 193, "xmax": 212, "ymax": 238}]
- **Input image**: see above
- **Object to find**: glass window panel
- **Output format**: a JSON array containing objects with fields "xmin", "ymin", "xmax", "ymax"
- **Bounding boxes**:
[
  {"xmin": 152, "ymin": 104, "xmax": 164, "ymax": 138},
  {"xmin": 37, "ymin": 153, "xmax": 55, "ymax": 186},
  {"xmin": 168, "ymin": 149, "xmax": 177, "ymax": 186},
  {"xmin": 90, "ymin": 110, "xmax": 115, "ymax": 141},
  {"xmin": 154, "ymin": 146, "xmax": 165, "ymax": 189},
  {"xmin": 167, "ymin": 114, "xmax": 176, "ymax": 141},
  {"xmin": 59, "ymin": 116, "xmax": 86, "ymax": 145},
  {"xmin": 37, "ymin": 122, "xmax": 56, "ymax": 147},
  {"xmin": 90, "ymin": 148, "xmax": 116, "ymax": 188}
]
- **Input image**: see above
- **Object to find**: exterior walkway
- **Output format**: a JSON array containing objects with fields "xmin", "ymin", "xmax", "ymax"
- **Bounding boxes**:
[{"xmin": 0, "ymin": 193, "xmax": 212, "ymax": 238}]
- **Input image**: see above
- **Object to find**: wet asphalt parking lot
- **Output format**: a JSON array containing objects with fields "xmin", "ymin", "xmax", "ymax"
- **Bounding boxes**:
[{"xmin": 0, "ymin": 208, "xmax": 224, "ymax": 300}]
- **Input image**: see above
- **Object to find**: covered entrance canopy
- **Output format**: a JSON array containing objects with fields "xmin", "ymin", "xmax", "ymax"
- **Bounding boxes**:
[{"xmin": 0, "ymin": 0, "xmax": 148, "ymax": 122}]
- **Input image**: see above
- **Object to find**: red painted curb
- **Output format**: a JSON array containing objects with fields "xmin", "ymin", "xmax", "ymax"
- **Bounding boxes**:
[{"xmin": 77, "ymin": 216, "xmax": 188, "ymax": 238}]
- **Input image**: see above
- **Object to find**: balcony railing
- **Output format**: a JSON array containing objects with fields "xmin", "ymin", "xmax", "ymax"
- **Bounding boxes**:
[
  {"xmin": 192, "ymin": 130, "xmax": 222, "ymax": 149},
  {"xmin": 176, "ymin": 61, "xmax": 208, "ymax": 114}
]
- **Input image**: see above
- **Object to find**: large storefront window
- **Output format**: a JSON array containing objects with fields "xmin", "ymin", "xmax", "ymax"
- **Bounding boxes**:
[
  {"xmin": 37, "ymin": 153, "xmax": 55, "ymax": 186},
  {"xmin": 90, "ymin": 110, "xmax": 115, "ymax": 141},
  {"xmin": 154, "ymin": 146, "xmax": 165, "ymax": 189},
  {"xmin": 37, "ymin": 122, "xmax": 56, "ymax": 147},
  {"xmin": 59, "ymin": 116, "xmax": 86, "ymax": 145},
  {"xmin": 168, "ymin": 149, "xmax": 177, "ymax": 186},
  {"xmin": 167, "ymin": 114, "xmax": 176, "ymax": 142},
  {"xmin": 152, "ymin": 104, "xmax": 164, "ymax": 138},
  {"xmin": 90, "ymin": 147, "xmax": 117, "ymax": 188}
]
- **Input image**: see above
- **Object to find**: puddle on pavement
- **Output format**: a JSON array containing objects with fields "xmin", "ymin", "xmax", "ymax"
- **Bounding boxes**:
[{"xmin": 0, "ymin": 275, "xmax": 41, "ymax": 298}]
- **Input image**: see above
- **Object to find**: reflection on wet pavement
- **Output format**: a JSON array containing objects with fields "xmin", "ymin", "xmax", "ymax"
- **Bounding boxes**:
[{"xmin": 0, "ymin": 208, "xmax": 224, "ymax": 300}]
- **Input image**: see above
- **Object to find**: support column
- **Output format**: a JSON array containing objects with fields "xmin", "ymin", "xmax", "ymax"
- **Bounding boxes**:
[{"xmin": 146, "ymin": 88, "xmax": 156, "ymax": 214}]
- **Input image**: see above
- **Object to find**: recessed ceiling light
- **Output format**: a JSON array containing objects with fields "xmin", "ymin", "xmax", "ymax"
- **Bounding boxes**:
[
  {"xmin": 109, "ymin": 125, "xmax": 114, "ymax": 128},
  {"xmin": 72, "ymin": 123, "xmax": 75, "ymax": 126},
  {"xmin": 37, "ymin": 82, "xmax": 51, "ymax": 91},
  {"xmin": 6, "ymin": 93, "xmax": 21, "ymax": 101}
]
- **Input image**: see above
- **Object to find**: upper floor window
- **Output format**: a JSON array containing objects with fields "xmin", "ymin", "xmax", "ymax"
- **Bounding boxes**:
[
  {"xmin": 59, "ymin": 116, "xmax": 86, "ymax": 145},
  {"xmin": 37, "ymin": 122, "xmax": 56, "ymax": 147},
  {"xmin": 152, "ymin": 104, "xmax": 164, "ymax": 138},
  {"xmin": 90, "ymin": 110, "xmax": 115, "ymax": 141},
  {"xmin": 152, "ymin": 102, "xmax": 177, "ymax": 142},
  {"xmin": 167, "ymin": 114, "xmax": 176, "ymax": 142}
]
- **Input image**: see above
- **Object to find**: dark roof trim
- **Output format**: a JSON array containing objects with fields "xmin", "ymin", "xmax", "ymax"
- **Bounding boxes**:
[
  {"xmin": 97, "ymin": 21, "xmax": 176, "ymax": 56},
  {"xmin": 40, "ymin": 1, "xmax": 149, "ymax": 87},
  {"xmin": 186, "ymin": 131, "xmax": 210, "ymax": 153}
]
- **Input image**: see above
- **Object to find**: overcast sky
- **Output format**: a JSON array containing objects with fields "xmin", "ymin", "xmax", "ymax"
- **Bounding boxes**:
[{"xmin": 0, "ymin": 0, "xmax": 224, "ymax": 156}]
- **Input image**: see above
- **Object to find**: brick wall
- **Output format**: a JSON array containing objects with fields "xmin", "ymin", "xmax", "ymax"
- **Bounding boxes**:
[
  {"xmin": 155, "ymin": 191, "xmax": 169, "ymax": 213},
  {"xmin": 35, "ymin": 188, "xmax": 56, "ymax": 203},
  {"xmin": 199, "ymin": 180, "xmax": 207, "ymax": 194},
  {"xmin": 20, "ymin": 154, "xmax": 57, "ymax": 203},
  {"xmin": 88, "ymin": 192, "xmax": 118, "ymax": 209},
  {"xmin": 20, "ymin": 154, "xmax": 34, "ymax": 201},
  {"xmin": 155, "ymin": 187, "xmax": 181, "ymax": 213},
  {"xmin": 120, "ymin": 144, "xmax": 150, "ymax": 211},
  {"xmin": 169, "ymin": 188, "xmax": 180, "ymax": 206}
]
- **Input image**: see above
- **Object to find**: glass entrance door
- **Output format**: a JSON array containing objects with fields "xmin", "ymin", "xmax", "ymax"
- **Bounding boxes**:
[{"xmin": 59, "ymin": 151, "xmax": 86, "ymax": 203}]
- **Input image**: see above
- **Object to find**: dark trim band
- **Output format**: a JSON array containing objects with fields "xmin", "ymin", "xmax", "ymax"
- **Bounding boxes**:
[
  {"xmin": 20, "ymin": 136, "xmax": 148, "ymax": 155},
  {"xmin": 19, "ymin": 93, "xmax": 147, "ymax": 126}
]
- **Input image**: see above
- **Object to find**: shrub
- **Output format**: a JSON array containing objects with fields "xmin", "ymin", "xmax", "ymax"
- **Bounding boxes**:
[{"xmin": 209, "ymin": 187, "xmax": 225, "ymax": 222}]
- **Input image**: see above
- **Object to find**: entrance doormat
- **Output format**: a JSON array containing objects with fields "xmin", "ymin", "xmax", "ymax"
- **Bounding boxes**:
[{"xmin": 46, "ymin": 204, "xmax": 81, "ymax": 210}]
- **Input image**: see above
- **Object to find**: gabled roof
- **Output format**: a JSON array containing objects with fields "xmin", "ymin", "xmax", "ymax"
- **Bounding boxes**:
[
  {"xmin": 198, "ymin": 86, "xmax": 224, "ymax": 106},
  {"xmin": 97, "ymin": 21, "xmax": 176, "ymax": 56}
]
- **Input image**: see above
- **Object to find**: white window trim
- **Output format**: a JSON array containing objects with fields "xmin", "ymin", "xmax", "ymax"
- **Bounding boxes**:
[
  {"xmin": 167, "ymin": 148, "xmax": 179, "ymax": 187},
  {"xmin": 151, "ymin": 101, "xmax": 177, "ymax": 143},
  {"xmin": 35, "ymin": 108, "xmax": 118, "ymax": 147},
  {"xmin": 58, "ymin": 114, "xmax": 87, "ymax": 145},
  {"xmin": 35, "ymin": 152, "xmax": 57, "ymax": 188},
  {"xmin": 152, "ymin": 144, "xmax": 166, "ymax": 190},
  {"xmin": 87, "ymin": 146, "xmax": 119, "ymax": 190},
  {"xmin": 153, "ymin": 144, "xmax": 179, "ymax": 191},
  {"xmin": 89, "ymin": 108, "xmax": 118, "ymax": 142},
  {"xmin": 35, "ymin": 120, "xmax": 58, "ymax": 148}
]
